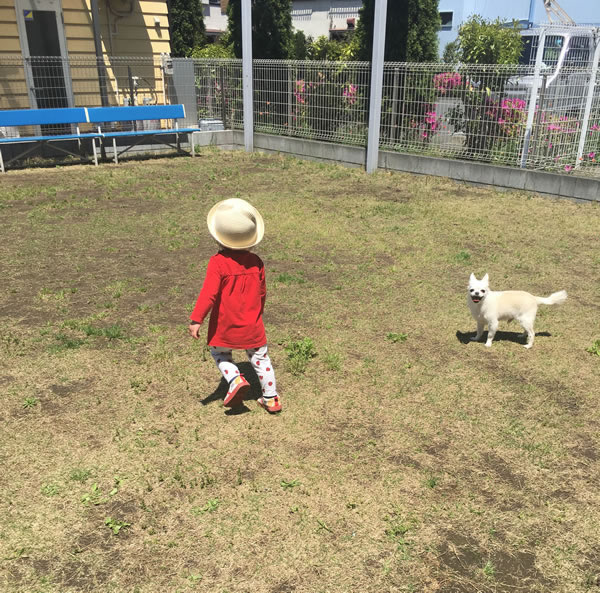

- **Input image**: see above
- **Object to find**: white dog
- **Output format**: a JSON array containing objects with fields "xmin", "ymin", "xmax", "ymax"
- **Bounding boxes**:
[{"xmin": 467, "ymin": 274, "xmax": 567, "ymax": 349}]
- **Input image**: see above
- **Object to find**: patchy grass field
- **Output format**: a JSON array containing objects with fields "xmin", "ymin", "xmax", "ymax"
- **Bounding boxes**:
[{"xmin": 1, "ymin": 150, "xmax": 599, "ymax": 593}]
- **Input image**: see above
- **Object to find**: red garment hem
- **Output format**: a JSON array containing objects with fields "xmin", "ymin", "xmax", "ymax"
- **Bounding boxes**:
[{"xmin": 208, "ymin": 340, "xmax": 267, "ymax": 350}]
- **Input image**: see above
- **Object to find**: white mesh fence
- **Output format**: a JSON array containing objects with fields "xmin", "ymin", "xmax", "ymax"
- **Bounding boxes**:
[
  {"xmin": 192, "ymin": 58, "xmax": 242, "ymax": 130},
  {"xmin": 1, "ymin": 54, "xmax": 599, "ymax": 173},
  {"xmin": 578, "ymin": 65, "xmax": 600, "ymax": 167},
  {"xmin": 380, "ymin": 62, "xmax": 599, "ymax": 172},
  {"xmin": 250, "ymin": 60, "xmax": 371, "ymax": 145}
]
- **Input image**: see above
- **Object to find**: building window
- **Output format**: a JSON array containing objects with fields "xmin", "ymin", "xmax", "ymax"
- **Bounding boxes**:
[
  {"xmin": 440, "ymin": 12, "xmax": 453, "ymax": 31},
  {"xmin": 209, "ymin": 0, "xmax": 220, "ymax": 5},
  {"xmin": 292, "ymin": 8, "xmax": 312, "ymax": 21}
]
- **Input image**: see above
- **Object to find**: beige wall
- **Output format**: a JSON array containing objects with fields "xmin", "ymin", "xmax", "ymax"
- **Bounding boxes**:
[
  {"xmin": 0, "ymin": 0, "xmax": 170, "ymax": 110},
  {"xmin": 63, "ymin": 0, "xmax": 170, "ymax": 57},
  {"xmin": 0, "ymin": 1, "xmax": 19, "ymax": 56},
  {"xmin": 0, "ymin": 1, "xmax": 26, "ymax": 108}
]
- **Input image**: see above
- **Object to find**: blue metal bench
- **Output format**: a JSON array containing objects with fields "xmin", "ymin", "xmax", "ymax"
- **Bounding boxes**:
[
  {"xmin": 0, "ymin": 107, "xmax": 102, "ymax": 173},
  {"xmin": 87, "ymin": 104, "xmax": 201, "ymax": 164}
]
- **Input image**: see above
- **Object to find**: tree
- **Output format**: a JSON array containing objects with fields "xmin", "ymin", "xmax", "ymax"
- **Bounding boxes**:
[
  {"xmin": 453, "ymin": 15, "xmax": 523, "ymax": 64},
  {"xmin": 168, "ymin": 0, "xmax": 206, "ymax": 57},
  {"xmin": 355, "ymin": 0, "xmax": 440, "ymax": 62},
  {"xmin": 306, "ymin": 36, "xmax": 347, "ymax": 61},
  {"xmin": 445, "ymin": 17, "xmax": 524, "ymax": 160},
  {"xmin": 227, "ymin": 0, "xmax": 293, "ymax": 59},
  {"xmin": 291, "ymin": 30, "xmax": 308, "ymax": 60},
  {"xmin": 191, "ymin": 43, "xmax": 236, "ymax": 59},
  {"xmin": 442, "ymin": 39, "xmax": 461, "ymax": 64}
]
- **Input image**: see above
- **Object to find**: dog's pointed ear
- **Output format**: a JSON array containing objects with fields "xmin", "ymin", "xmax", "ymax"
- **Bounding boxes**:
[
  {"xmin": 469, "ymin": 273, "xmax": 476, "ymax": 282},
  {"xmin": 482, "ymin": 273, "xmax": 489, "ymax": 284}
]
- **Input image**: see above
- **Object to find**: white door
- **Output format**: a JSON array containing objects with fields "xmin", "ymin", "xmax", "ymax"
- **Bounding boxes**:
[{"xmin": 15, "ymin": 0, "xmax": 74, "ymax": 112}]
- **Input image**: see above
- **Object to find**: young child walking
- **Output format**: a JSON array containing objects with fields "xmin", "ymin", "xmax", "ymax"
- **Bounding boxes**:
[{"xmin": 188, "ymin": 198, "xmax": 281, "ymax": 413}]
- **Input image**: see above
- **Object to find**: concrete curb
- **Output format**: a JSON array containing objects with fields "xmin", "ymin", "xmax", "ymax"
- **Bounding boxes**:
[{"xmin": 191, "ymin": 131, "xmax": 600, "ymax": 203}]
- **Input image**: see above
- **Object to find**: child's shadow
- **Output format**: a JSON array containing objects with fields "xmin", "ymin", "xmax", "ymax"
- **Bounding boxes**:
[
  {"xmin": 199, "ymin": 362, "xmax": 261, "ymax": 415},
  {"xmin": 456, "ymin": 330, "xmax": 551, "ymax": 345}
]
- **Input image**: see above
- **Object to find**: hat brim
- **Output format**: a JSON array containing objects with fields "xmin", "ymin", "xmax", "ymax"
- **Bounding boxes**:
[{"xmin": 206, "ymin": 200, "xmax": 265, "ymax": 250}]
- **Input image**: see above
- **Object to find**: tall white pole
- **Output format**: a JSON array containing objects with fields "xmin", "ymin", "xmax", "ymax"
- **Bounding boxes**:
[
  {"xmin": 575, "ymin": 38, "xmax": 600, "ymax": 168},
  {"xmin": 366, "ymin": 0, "xmax": 388, "ymax": 173},
  {"xmin": 528, "ymin": 0, "xmax": 536, "ymax": 26},
  {"xmin": 520, "ymin": 30, "xmax": 546, "ymax": 168},
  {"xmin": 242, "ymin": 0, "xmax": 253, "ymax": 152}
]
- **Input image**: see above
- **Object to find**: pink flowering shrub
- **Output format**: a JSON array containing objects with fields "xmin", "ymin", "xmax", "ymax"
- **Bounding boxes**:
[
  {"xmin": 255, "ymin": 72, "xmax": 366, "ymax": 143},
  {"xmin": 583, "ymin": 122, "xmax": 600, "ymax": 165},
  {"xmin": 342, "ymin": 83, "xmax": 358, "ymax": 106},
  {"xmin": 294, "ymin": 80, "xmax": 306, "ymax": 104},
  {"xmin": 535, "ymin": 112, "xmax": 582, "ymax": 170},
  {"xmin": 483, "ymin": 97, "xmax": 527, "ymax": 138},
  {"xmin": 291, "ymin": 79, "xmax": 319, "ymax": 129},
  {"xmin": 407, "ymin": 108, "xmax": 444, "ymax": 142},
  {"xmin": 433, "ymin": 72, "xmax": 463, "ymax": 95},
  {"xmin": 422, "ymin": 110, "xmax": 440, "ymax": 138}
]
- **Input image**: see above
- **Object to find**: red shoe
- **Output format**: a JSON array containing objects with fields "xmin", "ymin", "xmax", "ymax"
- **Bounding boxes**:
[
  {"xmin": 223, "ymin": 375, "xmax": 250, "ymax": 408},
  {"xmin": 257, "ymin": 395, "xmax": 282, "ymax": 413}
]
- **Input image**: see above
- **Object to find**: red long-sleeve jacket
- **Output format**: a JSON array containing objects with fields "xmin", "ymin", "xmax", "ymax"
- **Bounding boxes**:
[{"xmin": 190, "ymin": 249, "xmax": 267, "ymax": 349}]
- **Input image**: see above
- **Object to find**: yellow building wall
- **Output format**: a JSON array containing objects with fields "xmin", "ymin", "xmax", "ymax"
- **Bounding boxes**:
[
  {"xmin": 0, "ymin": 1, "xmax": 27, "ymax": 108},
  {"xmin": 0, "ymin": 0, "xmax": 170, "ymax": 110},
  {"xmin": 64, "ymin": 0, "xmax": 170, "ymax": 108},
  {"xmin": 0, "ymin": 2, "xmax": 20, "ymax": 56}
]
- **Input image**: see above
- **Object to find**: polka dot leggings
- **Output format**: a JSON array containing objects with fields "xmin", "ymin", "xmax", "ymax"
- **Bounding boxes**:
[{"xmin": 210, "ymin": 345, "xmax": 278, "ymax": 399}]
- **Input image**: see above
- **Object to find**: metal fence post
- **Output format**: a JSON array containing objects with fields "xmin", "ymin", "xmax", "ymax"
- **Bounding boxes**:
[
  {"xmin": 366, "ymin": 0, "xmax": 388, "ymax": 173},
  {"xmin": 520, "ymin": 31, "xmax": 546, "ymax": 169},
  {"xmin": 287, "ymin": 66, "xmax": 293, "ymax": 134},
  {"xmin": 529, "ymin": 73, "xmax": 548, "ymax": 162},
  {"xmin": 390, "ymin": 67, "xmax": 400, "ymax": 144},
  {"xmin": 242, "ymin": 0, "xmax": 253, "ymax": 152},
  {"xmin": 575, "ymin": 38, "xmax": 600, "ymax": 168},
  {"xmin": 219, "ymin": 65, "xmax": 227, "ymax": 129}
]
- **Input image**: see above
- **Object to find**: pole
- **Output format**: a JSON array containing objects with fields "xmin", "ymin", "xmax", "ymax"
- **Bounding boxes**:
[
  {"xmin": 520, "ymin": 30, "xmax": 546, "ymax": 168},
  {"xmin": 219, "ymin": 66, "xmax": 227, "ymax": 128},
  {"xmin": 128, "ymin": 66, "xmax": 137, "ymax": 132},
  {"xmin": 90, "ymin": 0, "xmax": 109, "ymax": 107},
  {"xmin": 528, "ymin": 0, "xmax": 536, "ymax": 27},
  {"xmin": 287, "ymin": 67, "xmax": 293, "ymax": 134},
  {"xmin": 390, "ymin": 67, "xmax": 399, "ymax": 143},
  {"xmin": 575, "ymin": 38, "xmax": 600, "ymax": 168},
  {"xmin": 529, "ymin": 73, "xmax": 547, "ymax": 164},
  {"xmin": 242, "ymin": 0, "xmax": 253, "ymax": 152},
  {"xmin": 365, "ymin": 0, "xmax": 388, "ymax": 173}
]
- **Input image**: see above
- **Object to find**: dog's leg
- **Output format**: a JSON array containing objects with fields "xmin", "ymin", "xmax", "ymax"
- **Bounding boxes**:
[
  {"xmin": 485, "ymin": 319, "xmax": 498, "ymax": 347},
  {"xmin": 472, "ymin": 319, "xmax": 485, "ymax": 342},
  {"xmin": 520, "ymin": 317, "xmax": 535, "ymax": 349}
]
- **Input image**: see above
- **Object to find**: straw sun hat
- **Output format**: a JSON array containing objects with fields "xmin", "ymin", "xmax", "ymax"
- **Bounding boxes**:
[{"xmin": 206, "ymin": 198, "xmax": 264, "ymax": 250}]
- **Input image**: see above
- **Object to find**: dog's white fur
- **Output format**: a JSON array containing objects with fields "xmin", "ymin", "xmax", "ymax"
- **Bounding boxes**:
[{"xmin": 467, "ymin": 273, "xmax": 567, "ymax": 349}]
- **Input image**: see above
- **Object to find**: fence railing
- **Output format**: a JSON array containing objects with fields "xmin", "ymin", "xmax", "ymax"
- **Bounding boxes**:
[{"xmin": 1, "ymin": 55, "xmax": 599, "ymax": 173}]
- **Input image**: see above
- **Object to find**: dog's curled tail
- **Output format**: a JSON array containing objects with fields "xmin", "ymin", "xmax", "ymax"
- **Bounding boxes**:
[{"xmin": 536, "ymin": 290, "xmax": 567, "ymax": 306}]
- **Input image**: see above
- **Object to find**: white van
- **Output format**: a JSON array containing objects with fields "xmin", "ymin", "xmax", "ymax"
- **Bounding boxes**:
[{"xmin": 506, "ymin": 25, "xmax": 598, "ymax": 114}]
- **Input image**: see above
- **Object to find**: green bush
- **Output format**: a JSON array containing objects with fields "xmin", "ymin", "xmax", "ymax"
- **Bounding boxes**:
[{"xmin": 191, "ymin": 43, "xmax": 235, "ymax": 59}]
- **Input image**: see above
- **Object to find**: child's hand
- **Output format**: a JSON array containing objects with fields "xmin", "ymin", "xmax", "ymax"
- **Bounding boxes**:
[{"xmin": 188, "ymin": 322, "xmax": 201, "ymax": 339}]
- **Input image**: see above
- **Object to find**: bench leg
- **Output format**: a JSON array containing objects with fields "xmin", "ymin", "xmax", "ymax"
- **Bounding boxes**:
[
  {"xmin": 92, "ymin": 139, "xmax": 98, "ymax": 166},
  {"xmin": 190, "ymin": 133, "xmax": 194, "ymax": 157},
  {"xmin": 0, "ymin": 149, "xmax": 4, "ymax": 174},
  {"xmin": 113, "ymin": 138, "xmax": 119, "ymax": 164}
]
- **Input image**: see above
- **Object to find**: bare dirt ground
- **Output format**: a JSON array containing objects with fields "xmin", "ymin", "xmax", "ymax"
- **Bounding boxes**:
[{"xmin": 0, "ymin": 150, "xmax": 599, "ymax": 593}]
